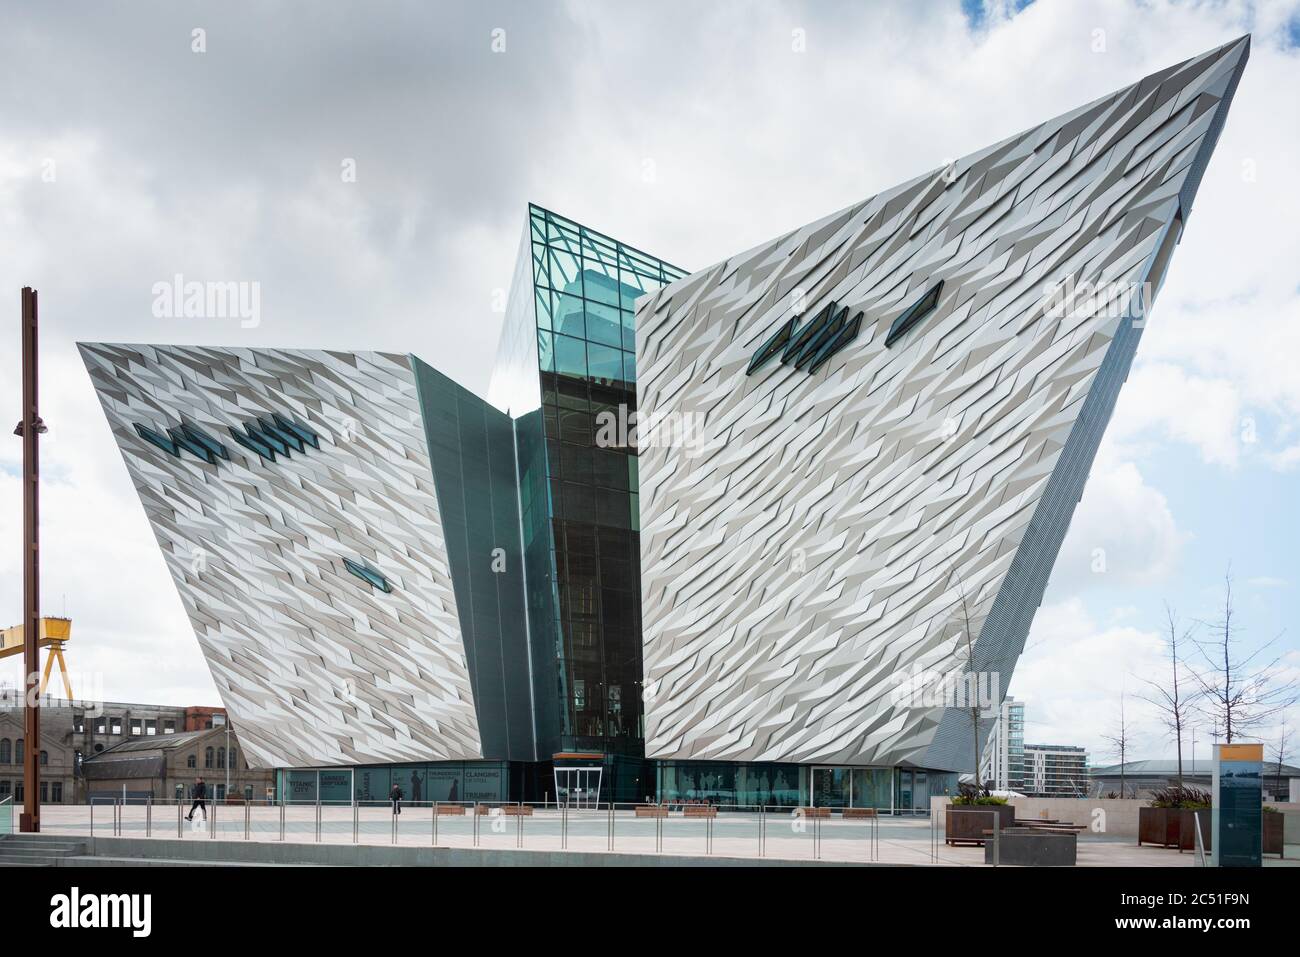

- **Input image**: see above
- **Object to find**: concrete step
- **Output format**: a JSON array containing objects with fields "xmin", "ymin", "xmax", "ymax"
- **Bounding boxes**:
[
  {"xmin": 0, "ymin": 847, "xmax": 84, "ymax": 856},
  {"xmin": 0, "ymin": 842, "xmax": 86, "ymax": 852},
  {"xmin": 68, "ymin": 855, "xmax": 333, "ymax": 867}
]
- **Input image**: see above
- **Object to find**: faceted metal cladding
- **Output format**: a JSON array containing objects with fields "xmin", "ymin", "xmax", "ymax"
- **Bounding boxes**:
[
  {"xmin": 636, "ymin": 40, "xmax": 1249, "ymax": 770},
  {"xmin": 79, "ymin": 344, "xmax": 484, "ymax": 769}
]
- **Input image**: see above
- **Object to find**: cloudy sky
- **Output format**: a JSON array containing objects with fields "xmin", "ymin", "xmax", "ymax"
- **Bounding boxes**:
[{"xmin": 1, "ymin": 0, "xmax": 1296, "ymax": 766}]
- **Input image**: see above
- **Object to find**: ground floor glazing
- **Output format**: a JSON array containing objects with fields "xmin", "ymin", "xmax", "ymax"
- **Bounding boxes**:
[{"xmin": 276, "ymin": 757, "xmax": 959, "ymax": 813}]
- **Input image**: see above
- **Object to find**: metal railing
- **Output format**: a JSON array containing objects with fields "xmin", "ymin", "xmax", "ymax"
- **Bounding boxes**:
[
  {"xmin": 40, "ymin": 798, "xmax": 910, "ymax": 862},
  {"xmin": 1193, "ymin": 812, "xmax": 1208, "ymax": 867}
]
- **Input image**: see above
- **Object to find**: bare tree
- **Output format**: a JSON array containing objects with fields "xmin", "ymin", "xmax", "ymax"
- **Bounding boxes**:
[
  {"xmin": 1102, "ymin": 692, "xmax": 1132, "ymax": 798},
  {"xmin": 1137, "ymin": 605, "xmax": 1195, "ymax": 790},
  {"xmin": 946, "ymin": 562, "xmax": 989, "ymax": 791},
  {"xmin": 1191, "ymin": 571, "xmax": 1297, "ymax": 743},
  {"xmin": 1269, "ymin": 721, "xmax": 1292, "ymax": 801}
]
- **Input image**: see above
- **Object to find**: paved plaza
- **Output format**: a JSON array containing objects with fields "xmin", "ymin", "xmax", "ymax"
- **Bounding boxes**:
[{"xmin": 24, "ymin": 803, "xmax": 1247, "ymax": 866}]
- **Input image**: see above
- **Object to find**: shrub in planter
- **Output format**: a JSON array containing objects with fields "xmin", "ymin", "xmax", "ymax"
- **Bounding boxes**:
[
  {"xmin": 1149, "ymin": 785, "xmax": 1211, "ymax": 809},
  {"xmin": 951, "ymin": 782, "xmax": 1009, "ymax": 806},
  {"xmin": 946, "ymin": 785, "xmax": 1014, "ymax": 843},
  {"xmin": 1139, "ymin": 787, "xmax": 1212, "ymax": 850}
]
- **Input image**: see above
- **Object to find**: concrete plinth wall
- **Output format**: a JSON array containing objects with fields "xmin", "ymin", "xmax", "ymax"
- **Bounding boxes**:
[{"xmin": 930, "ymin": 797, "xmax": 1147, "ymax": 839}]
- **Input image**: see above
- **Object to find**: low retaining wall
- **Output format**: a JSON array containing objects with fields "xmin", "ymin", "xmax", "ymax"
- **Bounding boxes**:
[{"xmin": 83, "ymin": 835, "xmax": 872, "ymax": 867}]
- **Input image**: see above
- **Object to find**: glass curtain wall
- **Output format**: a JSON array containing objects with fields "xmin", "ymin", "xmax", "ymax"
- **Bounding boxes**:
[
  {"xmin": 657, "ymin": 761, "xmax": 808, "ymax": 808},
  {"xmin": 527, "ymin": 205, "xmax": 687, "ymax": 757}
]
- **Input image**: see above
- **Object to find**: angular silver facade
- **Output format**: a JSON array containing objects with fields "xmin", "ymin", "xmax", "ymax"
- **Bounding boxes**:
[
  {"xmin": 636, "ymin": 39, "xmax": 1248, "ymax": 769},
  {"xmin": 80, "ymin": 344, "xmax": 484, "ymax": 769}
]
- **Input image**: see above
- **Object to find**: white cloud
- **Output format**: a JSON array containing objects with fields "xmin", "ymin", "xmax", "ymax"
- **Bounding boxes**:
[
  {"xmin": 1109, "ymin": 362, "xmax": 1243, "ymax": 468},
  {"xmin": 1265, "ymin": 444, "xmax": 1300, "ymax": 472},
  {"xmin": 1050, "ymin": 443, "xmax": 1187, "ymax": 594},
  {"xmin": 1013, "ymin": 597, "xmax": 1173, "ymax": 759}
]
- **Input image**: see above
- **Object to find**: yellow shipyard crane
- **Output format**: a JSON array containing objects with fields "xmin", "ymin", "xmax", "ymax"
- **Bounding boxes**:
[{"xmin": 0, "ymin": 617, "xmax": 73, "ymax": 699}]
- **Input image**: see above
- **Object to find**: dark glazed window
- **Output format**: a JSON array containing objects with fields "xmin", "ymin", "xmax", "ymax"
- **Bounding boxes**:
[
  {"xmin": 344, "ymin": 558, "xmax": 393, "ymax": 594},
  {"xmin": 134, "ymin": 423, "xmax": 180, "ymax": 457},
  {"xmin": 884, "ymin": 281, "xmax": 944, "ymax": 348}
]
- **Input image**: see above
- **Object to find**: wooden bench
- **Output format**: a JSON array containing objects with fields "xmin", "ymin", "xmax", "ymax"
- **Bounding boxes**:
[
  {"xmin": 635, "ymin": 805, "xmax": 668, "ymax": 818},
  {"xmin": 842, "ymin": 808, "xmax": 878, "ymax": 819},
  {"xmin": 1016, "ymin": 822, "xmax": 1085, "ymax": 834},
  {"xmin": 798, "ymin": 807, "xmax": 832, "ymax": 818},
  {"xmin": 682, "ymin": 805, "xmax": 718, "ymax": 818},
  {"xmin": 474, "ymin": 804, "xmax": 533, "ymax": 816},
  {"xmin": 434, "ymin": 804, "xmax": 466, "ymax": 815}
]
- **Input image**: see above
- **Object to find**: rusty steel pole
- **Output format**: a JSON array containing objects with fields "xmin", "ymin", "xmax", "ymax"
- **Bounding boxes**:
[{"xmin": 18, "ymin": 287, "xmax": 41, "ymax": 833}]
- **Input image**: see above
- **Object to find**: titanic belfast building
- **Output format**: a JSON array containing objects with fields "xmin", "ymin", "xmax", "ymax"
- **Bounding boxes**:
[{"xmin": 83, "ymin": 39, "xmax": 1247, "ymax": 809}]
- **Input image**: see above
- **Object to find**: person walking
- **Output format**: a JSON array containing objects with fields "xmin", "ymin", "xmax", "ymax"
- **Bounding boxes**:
[
  {"xmin": 390, "ymin": 782, "xmax": 403, "ymax": 816},
  {"xmin": 186, "ymin": 776, "xmax": 207, "ymax": 821}
]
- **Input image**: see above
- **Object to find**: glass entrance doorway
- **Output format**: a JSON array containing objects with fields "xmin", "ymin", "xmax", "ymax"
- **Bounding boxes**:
[
  {"xmin": 811, "ymin": 767, "xmax": 894, "ymax": 811},
  {"xmin": 554, "ymin": 766, "xmax": 602, "ymax": 808},
  {"xmin": 895, "ymin": 769, "xmax": 929, "ymax": 814},
  {"xmin": 812, "ymin": 767, "xmax": 851, "ymax": 808}
]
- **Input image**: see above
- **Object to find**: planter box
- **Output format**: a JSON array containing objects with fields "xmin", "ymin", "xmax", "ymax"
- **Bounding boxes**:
[
  {"xmin": 1177, "ymin": 809, "xmax": 1211, "ymax": 851},
  {"xmin": 1138, "ymin": 806, "xmax": 1211, "ymax": 851},
  {"xmin": 1264, "ymin": 812, "xmax": 1284, "ymax": 856},
  {"xmin": 946, "ymin": 804, "xmax": 1014, "ymax": 845},
  {"xmin": 984, "ymin": 828, "xmax": 1077, "ymax": 866}
]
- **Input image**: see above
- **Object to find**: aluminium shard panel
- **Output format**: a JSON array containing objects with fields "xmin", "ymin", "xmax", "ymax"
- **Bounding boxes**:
[
  {"xmin": 80, "ymin": 343, "xmax": 483, "ymax": 769},
  {"xmin": 636, "ymin": 38, "xmax": 1248, "ymax": 769}
]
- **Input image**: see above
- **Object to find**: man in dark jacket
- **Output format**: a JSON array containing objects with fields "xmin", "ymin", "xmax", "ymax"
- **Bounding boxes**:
[
  {"xmin": 390, "ymin": 783, "xmax": 403, "ymax": 815},
  {"xmin": 186, "ymin": 776, "xmax": 207, "ymax": 821}
]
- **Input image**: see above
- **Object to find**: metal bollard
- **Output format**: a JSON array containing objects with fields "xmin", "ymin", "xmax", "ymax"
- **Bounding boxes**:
[
  {"xmin": 210, "ymin": 799, "xmax": 216, "ymax": 839},
  {"xmin": 432, "ymin": 801, "xmax": 438, "ymax": 846},
  {"xmin": 177, "ymin": 800, "xmax": 182, "ymax": 838},
  {"xmin": 315, "ymin": 801, "xmax": 322, "ymax": 842},
  {"xmin": 244, "ymin": 799, "xmax": 250, "ymax": 841}
]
